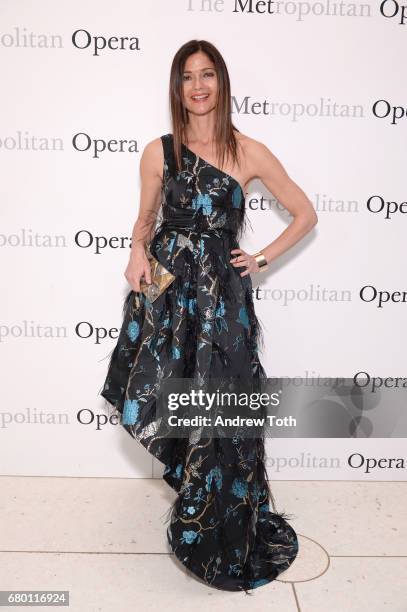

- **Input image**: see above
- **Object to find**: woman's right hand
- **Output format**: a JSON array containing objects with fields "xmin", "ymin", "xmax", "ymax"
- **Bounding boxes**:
[{"xmin": 124, "ymin": 243, "xmax": 152, "ymax": 292}]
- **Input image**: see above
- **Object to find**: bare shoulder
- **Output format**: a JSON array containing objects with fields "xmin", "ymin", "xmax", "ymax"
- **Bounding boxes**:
[
  {"xmin": 235, "ymin": 131, "xmax": 277, "ymax": 166},
  {"xmin": 139, "ymin": 136, "xmax": 164, "ymax": 181}
]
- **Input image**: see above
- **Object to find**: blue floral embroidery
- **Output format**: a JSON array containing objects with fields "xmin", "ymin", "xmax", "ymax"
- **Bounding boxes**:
[
  {"xmin": 177, "ymin": 293, "xmax": 188, "ymax": 309},
  {"xmin": 166, "ymin": 237, "xmax": 176, "ymax": 253},
  {"xmin": 202, "ymin": 321, "xmax": 212, "ymax": 334},
  {"xmin": 127, "ymin": 320, "xmax": 140, "ymax": 342},
  {"xmin": 215, "ymin": 297, "xmax": 225, "ymax": 317},
  {"xmin": 231, "ymin": 477, "xmax": 248, "ymax": 499},
  {"xmin": 188, "ymin": 297, "xmax": 197, "ymax": 314},
  {"xmin": 193, "ymin": 487, "xmax": 206, "ymax": 503},
  {"xmin": 249, "ymin": 578, "xmax": 269, "ymax": 589},
  {"xmin": 175, "ymin": 464, "xmax": 183, "ymax": 479},
  {"xmin": 228, "ymin": 563, "xmax": 243, "ymax": 576},
  {"xmin": 172, "ymin": 346, "xmax": 181, "ymax": 359},
  {"xmin": 206, "ymin": 466, "xmax": 223, "ymax": 492},
  {"xmin": 237, "ymin": 306, "xmax": 249, "ymax": 329},
  {"xmin": 186, "ymin": 506, "xmax": 195, "ymax": 515},
  {"xmin": 233, "ymin": 334, "xmax": 244, "ymax": 351},
  {"xmin": 215, "ymin": 297, "xmax": 228, "ymax": 333},
  {"xmin": 178, "ymin": 290, "xmax": 197, "ymax": 313},
  {"xmin": 180, "ymin": 530, "xmax": 202, "ymax": 544},
  {"xmin": 192, "ymin": 193, "xmax": 213, "ymax": 216},
  {"xmin": 122, "ymin": 399, "xmax": 140, "ymax": 425},
  {"xmin": 232, "ymin": 185, "xmax": 242, "ymax": 208}
]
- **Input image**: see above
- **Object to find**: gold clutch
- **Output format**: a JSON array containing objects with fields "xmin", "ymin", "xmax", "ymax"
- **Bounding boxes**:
[{"xmin": 139, "ymin": 249, "xmax": 176, "ymax": 303}]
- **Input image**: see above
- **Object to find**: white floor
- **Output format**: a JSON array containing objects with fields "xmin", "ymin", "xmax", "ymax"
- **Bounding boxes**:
[{"xmin": 0, "ymin": 475, "xmax": 406, "ymax": 611}]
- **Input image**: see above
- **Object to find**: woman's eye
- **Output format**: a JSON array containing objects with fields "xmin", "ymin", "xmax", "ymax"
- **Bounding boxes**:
[{"xmin": 183, "ymin": 72, "xmax": 214, "ymax": 81}]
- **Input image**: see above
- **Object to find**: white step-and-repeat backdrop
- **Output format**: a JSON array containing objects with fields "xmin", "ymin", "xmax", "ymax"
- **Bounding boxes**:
[{"xmin": 1, "ymin": 1, "xmax": 405, "ymax": 480}]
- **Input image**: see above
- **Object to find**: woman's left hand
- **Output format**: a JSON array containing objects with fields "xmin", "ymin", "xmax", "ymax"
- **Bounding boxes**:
[{"xmin": 229, "ymin": 248, "xmax": 262, "ymax": 277}]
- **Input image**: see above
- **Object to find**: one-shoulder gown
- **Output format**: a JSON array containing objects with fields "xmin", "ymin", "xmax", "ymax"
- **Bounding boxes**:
[{"xmin": 100, "ymin": 133, "xmax": 299, "ymax": 593}]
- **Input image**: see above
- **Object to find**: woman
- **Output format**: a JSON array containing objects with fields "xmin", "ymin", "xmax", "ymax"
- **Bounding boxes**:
[{"xmin": 101, "ymin": 39, "xmax": 317, "ymax": 593}]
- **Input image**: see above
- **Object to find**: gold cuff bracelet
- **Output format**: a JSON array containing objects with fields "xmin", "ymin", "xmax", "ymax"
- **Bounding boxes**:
[{"xmin": 254, "ymin": 251, "xmax": 268, "ymax": 272}]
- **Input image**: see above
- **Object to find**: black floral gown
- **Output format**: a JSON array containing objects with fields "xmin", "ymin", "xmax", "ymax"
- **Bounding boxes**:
[{"xmin": 100, "ymin": 133, "xmax": 299, "ymax": 593}]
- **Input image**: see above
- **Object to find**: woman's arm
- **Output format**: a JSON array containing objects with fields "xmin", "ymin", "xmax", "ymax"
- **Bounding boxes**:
[
  {"xmin": 125, "ymin": 138, "xmax": 163, "ymax": 291},
  {"xmin": 231, "ymin": 139, "xmax": 318, "ymax": 276}
]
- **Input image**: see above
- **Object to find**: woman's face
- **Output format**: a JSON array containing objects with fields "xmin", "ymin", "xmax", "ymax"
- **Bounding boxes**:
[{"xmin": 182, "ymin": 51, "xmax": 218, "ymax": 117}]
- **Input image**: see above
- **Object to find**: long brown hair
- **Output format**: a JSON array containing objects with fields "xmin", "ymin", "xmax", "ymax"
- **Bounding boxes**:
[{"xmin": 169, "ymin": 40, "xmax": 241, "ymax": 175}]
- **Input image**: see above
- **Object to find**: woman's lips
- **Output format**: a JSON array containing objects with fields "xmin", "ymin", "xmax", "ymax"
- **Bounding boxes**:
[{"xmin": 191, "ymin": 94, "xmax": 209, "ymax": 102}]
